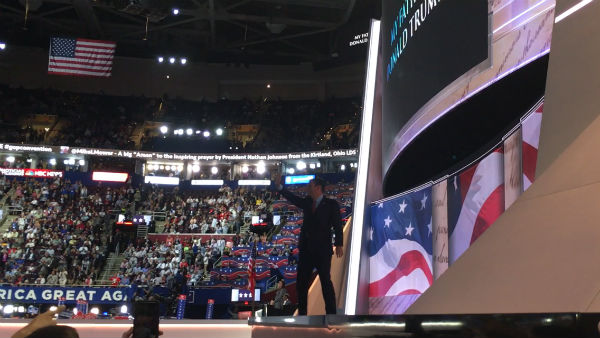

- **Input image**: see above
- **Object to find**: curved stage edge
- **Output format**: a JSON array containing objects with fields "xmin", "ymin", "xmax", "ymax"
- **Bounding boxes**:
[{"xmin": 1, "ymin": 313, "xmax": 599, "ymax": 338}]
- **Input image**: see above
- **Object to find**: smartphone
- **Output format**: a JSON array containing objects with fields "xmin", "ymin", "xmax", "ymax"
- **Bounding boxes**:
[{"xmin": 133, "ymin": 301, "xmax": 160, "ymax": 338}]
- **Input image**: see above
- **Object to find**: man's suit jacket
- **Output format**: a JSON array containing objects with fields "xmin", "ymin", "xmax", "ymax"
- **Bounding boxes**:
[{"xmin": 279, "ymin": 188, "xmax": 343, "ymax": 256}]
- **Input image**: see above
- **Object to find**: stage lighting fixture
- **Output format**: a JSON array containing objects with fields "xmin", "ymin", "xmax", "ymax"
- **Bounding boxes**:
[
  {"xmin": 203, "ymin": 131, "xmax": 210, "ymax": 138},
  {"xmin": 3, "ymin": 305, "xmax": 13, "ymax": 314},
  {"xmin": 211, "ymin": 166, "xmax": 218, "ymax": 174},
  {"xmin": 17, "ymin": 306, "xmax": 25, "ymax": 313},
  {"xmin": 296, "ymin": 161, "xmax": 306, "ymax": 170},
  {"xmin": 160, "ymin": 126, "xmax": 168, "ymax": 134},
  {"xmin": 79, "ymin": 160, "xmax": 85, "ymax": 166},
  {"xmin": 180, "ymin": 58, "xmax": 187, "ymax": 65},
  {"xmin": 178, "ymin": 165, "xmax": 183, "ymax": 171},
  {"xmin": 158, "ymin": 56, "xmax": 164, "ymax": 63},
  {"xmin": 159, "ymin": 165, "xmax": 165, "ymax": 170},
  {"xmin": 195, "ymin": 130, "xmax": 201, "ymax": 134},
  {"xmin": 309, "ymin": 163, "xmax": 316, "ymax": 169},
  {"xmin": 256, "ymin": 163, "xmax": 266, "ymax": 175},
  {"xmin": 317, "ymin": 163, "xmax": 321, "ymax": 168},
  {"xmin": 216, "ymin": 128, "xmax": 223, "ymax": 136},
  {"xmin": 340, "ymin": 164, "xmax": 346, "ymax": 171},
  {"xmin": 169, "ymin": 57, "xmax": 176, "ymax": 64},
  {"xmin": 192, "ymin": 164, "xmax": 200, "ymax": 173},
  {"xmin": 49, "ymin": 158, "xmax": 56, "ymax": 165},
  {"xmin": 242, "ymin": 165, "xmax": 249, "ymax": 173},
  {"xmin": 165, "ymin": 165, "xmax": 171, "ymax": 171},
  {"xmin": 286, "ymin": 168, "xmax": 295, "ymax": 174},
  {"xmin": 172, "ymin": 8, "xmax": 180, "ymax": 15},
  {"xmin": 186, "ymin": 128, "xmax": 193, "ymax": 136},
  {"xmin": 90, "ymin": 307, "xmax": 100, "ymax": 315},
  {"xmin": 63, "ymin": 159, "xmax": 69, "ymax": 165},
  {"xmin": 6, "ymin": 156, "xmax": 14, "ymax": 163},
  {"xmin": 0, "ymin": 42, "xmax": 5, "ymax": 50},
  {"xmin": 68, "ymin": 158, "xmax": 75, "ymax": 165},
  {"xmin": 120, "ymin": 305, "xmax": 128, "ymax": 314},
  {"xmin": 266, "ymin": 84, "xmax": 271, "ymax": 88},
  {"xmin": 26, "ymin": 158, "xmax": 32, "ymax": 163},
  {"xmin": 166, "ymin": 75, "xmax": 170, "ymax": 79}
]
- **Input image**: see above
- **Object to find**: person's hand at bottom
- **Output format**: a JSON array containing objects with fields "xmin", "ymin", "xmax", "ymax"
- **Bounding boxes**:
[{"xmin": 11, "ymin": 305, "xmax": 66, "ymax": 338}]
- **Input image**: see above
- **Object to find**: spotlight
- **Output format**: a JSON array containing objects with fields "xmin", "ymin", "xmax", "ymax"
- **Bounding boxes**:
[
  {"xmin": 165, "ymin": 165, "xmax": 171, "ymax": 171},
  {"xmin": 3, "ymin": 305, "xmax": 14, "ymax": 314},
  {"xmin": 159, "ymin": 165, "xmax": 165, "ymax": 170},
  {"xmin": 309, "ymin": 163, "xmax": 316, "ymax": 169},
  {"xmin": 172, "ymin": 165, "xmax": 178, "ymax": 172},
  {"xmin": 120, "ymin": 305, "xmax": 128, "ymax": 314},
  {"xmin": 26, "ymin": 158, "xmax": 32, "ymax": 163},
  {"xmin": 266, "ymin": 84, "xmax": 271, "ymax": 88},
  {"xmin": 211, "ymin": 166, "xmax": 218, "ymax": 174},
  {"xmin": 0, "ymin": 42, "xmax": 6, "ymax": 50},
  {"xmin": 186, "ymin": 128, "xmax": 193, "ymax": 136},
  {"xmin": 316, "ymin": 163, "xmax": 321, "ymax": 168},
  {"xmin": 178, "ymin": 165, "xmax": 183, "ymax": 171},
  {"xmin": 49, "ymin": 158, "xmax": 56, "ymax": 165},
  {"xmin": 172, "ymin": 8, "xmax": 180, "ymax": 15},
  {"xmin": 79, "ymin": 159, "xmax": 85, "ymax": 166},
  {"xmin": 160, "ymin": 126, "xmax": 168, "ymax": 134},
  {"xmin": 340, "ymin": 164, "xmax": 346, "ymax": 171},
  {"xmin": 203, "ymin": 131, "xmax": 210, "ymax": 138},
  {"xmin": 286, "ymin": 168, "xmax": 295, "ymax": 174},
  {"xmin": 90, "ymin": 307, "xmax": 100, "ymax": 315},
  {"xmin": 216, "ymin": 128, "xmax": 223, "ymax": 136},
  {"xmin": 169, "ymin": 57, "xmax": 176, "ymax": 64},
  {"xmin": 63, "ymin": 159, "xmax": 70, "ymax": 165},
  {"xmin": 17, "ymin": 306, "xmax": 25, "ymax": 313},
  {"xmin": 195, "ymin": 130, "xmax": 201, "ymax": 134},
  {"xmin": 242, "ymin": 165, "xmax": 249, "ymax": 173},
  {"xmin": 296, "ymin": 161, "xmax": 306, "ymax": 170},
  {"xmin": 166, "ymin": 75, "xmax": 170, "ymax": 79},
  {"xmin": 68, "ymin": 158, "xmax": 76, "ymax": 165},
  {"xmin": 180, "ymin": 58, "xmax": 187, "ymax": 65},
  {"xmin": 192, "ymin": 164, "xmax": 200, "ymax": 173},
  {"xmin": 6, "ymin": 156, "xmax": 15, "ymax": 163},
  {"xmin": 256, "ymin": 164, "xmax": 266, "ymax": 175},
  {"xmin": 157, "ymin": 56, "xmax": 164, "ymax": 63}
]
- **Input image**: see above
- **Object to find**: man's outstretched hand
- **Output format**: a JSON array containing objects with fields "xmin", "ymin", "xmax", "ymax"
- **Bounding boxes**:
[{"xmin": 11, "ymin": 305, "xmax": 65, "ymax": 338}]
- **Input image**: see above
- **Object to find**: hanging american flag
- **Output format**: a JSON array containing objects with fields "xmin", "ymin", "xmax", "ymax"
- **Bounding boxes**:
[
  {"xmin": 448, "ymin": 148, "xmax": 504, "ymax": 264},
  {"xmin": 48, "ymin": 37, "xmax": 115, "ymax": 77},
  {"xmin": 522, "ymin": 101, "xmax": 544, "ymax": 190},
  {"xmin": 368, "ymin": 185, "xmax": 433, "ymax": 314},
  {"xmin": 246, "ymin": 242, "xmax": 257, "ymax": 296}
]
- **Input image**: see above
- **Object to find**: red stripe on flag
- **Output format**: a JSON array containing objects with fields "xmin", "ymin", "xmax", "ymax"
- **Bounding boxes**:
[
  {"xmin": 48, "ymin": 65, "xmax": 111, "ymax": 73},
  {"xmin": 459, "ymin": 165, "xmax": 477, "ymax": 204},
  {"xmin": 50, "ymin": 59, "xmax": 112, "ymax": 66},
  {"xmin": 368, "ymin": 250, "xmax": 432, "ymax": 297},
  {"xmin": 522, "ymin": 142, "xmax": 538, "ymax": 183},
  {"xmin": 470, "ymin": 184, "xmax": 504, "ymax": 244},
  {"xmin": 77, "ymin": 38, "xmax": 116, "ymax": 45}
]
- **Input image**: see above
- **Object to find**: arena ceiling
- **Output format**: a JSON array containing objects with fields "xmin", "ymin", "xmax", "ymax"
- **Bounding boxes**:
[{"xmin": 0, "ymin": 0, "xmax": 379, "ymax": 65}]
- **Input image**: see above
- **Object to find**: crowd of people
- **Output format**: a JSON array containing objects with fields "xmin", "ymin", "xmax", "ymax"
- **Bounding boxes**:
[
  {"xmin": 0, "ymin": 85, "xmax": 360, "ymax": 153},
  {"xmin": 0, "ymin": 177, "xmax": 134, "ymax": 285}
]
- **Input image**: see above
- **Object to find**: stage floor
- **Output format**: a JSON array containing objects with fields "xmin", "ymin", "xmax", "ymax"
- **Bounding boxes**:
[{"xmin": 1, "ymin": 313, "xmax": 599, "ymax": 338}]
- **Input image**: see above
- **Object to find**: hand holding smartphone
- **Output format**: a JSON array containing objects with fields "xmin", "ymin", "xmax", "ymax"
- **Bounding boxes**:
[{"xmin": 132, "ymin": 301, "xmax": 160, "ymax": 338}]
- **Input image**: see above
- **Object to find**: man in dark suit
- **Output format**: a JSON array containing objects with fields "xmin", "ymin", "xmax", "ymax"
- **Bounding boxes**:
[{"xmin": 272, "ymin": 175, "xmax": 343, "ymax": 315}]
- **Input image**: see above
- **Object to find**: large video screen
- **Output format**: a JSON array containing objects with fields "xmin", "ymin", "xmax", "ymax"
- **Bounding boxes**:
[{"xmin": 382, "ymin": 0, "xmax": 489, "ymax": 172}]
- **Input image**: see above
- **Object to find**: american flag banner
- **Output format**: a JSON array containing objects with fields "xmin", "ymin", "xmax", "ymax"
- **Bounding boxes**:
[
  {"xmin": 448, "ymin": 148, "xmax": 504, "ymax": 264},
  {"xmin": 48, "ymin": 37, "xmax": 115, "ymax": 77},
  {"xmin": 522, "ymin": 102, "xmax": 544, "ymax": 190},
  {"xmin": 368, "ymin": 185, "xmax": 433, "ymax": 314},
  {"xmin": 246, "ymin": 243, "xmax": 257, "ymax": 296}
]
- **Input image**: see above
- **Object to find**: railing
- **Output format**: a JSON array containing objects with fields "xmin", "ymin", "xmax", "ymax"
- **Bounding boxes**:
[
  {"xmin": 265, "ymin": 275, "xmax": 278, "ymax": 291},
  {"xmin": 7, "ymin": 205, "xmax": 23, "ymax": 216}
]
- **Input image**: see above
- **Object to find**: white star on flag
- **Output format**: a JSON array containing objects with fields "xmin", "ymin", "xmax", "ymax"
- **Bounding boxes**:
[
  {"xmin": 378, "ymin": 203, "xmax": 384, "ymax": 208},
  {"xmin": 368, "ymin": 226, "xmax": 374, "ymax": 241},
  {"xmin": 405, "ymin": 222, "xmax": 415, "ymax": 236},
  {"xmin": 384, "ymin": 216, "xmax": 392, "ymax": 228},
  {"xmin": 427, "ymin": 221, "xmax": 432, "ymax": 236},
  {"xmin": 420, "ymin": 194, "xmax": 428, "ymax": 210},
  {"xmin": 399, "ymin": 200, "xmax": 407, "ymax": 213}
]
